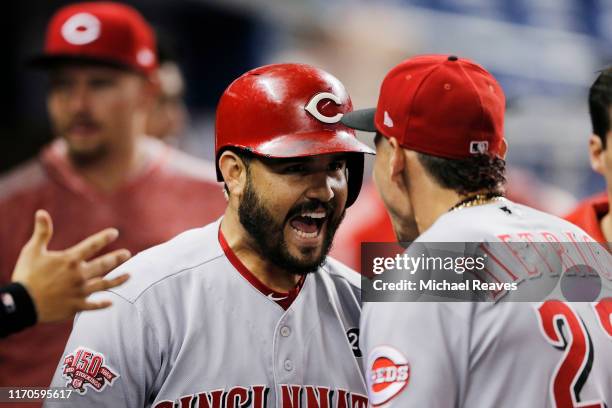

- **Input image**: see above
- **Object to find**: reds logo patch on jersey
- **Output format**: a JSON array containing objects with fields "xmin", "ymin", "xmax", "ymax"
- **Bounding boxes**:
[
  {"xmin": 61, "ymin": 347, "xmax": 119, "ymax": 394},
  {"xmin": 366, "ymin": 346, "xmax": 410, "ymax": 407}
]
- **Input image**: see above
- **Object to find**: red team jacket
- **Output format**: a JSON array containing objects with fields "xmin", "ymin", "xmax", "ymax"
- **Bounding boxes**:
[
  {"xmin": 0, "ymin": 138, "xmax": 227, "ymax": 398},
  {"xmin": 564, "ymin": 191, "xmax": 609, "ymax": 243}
]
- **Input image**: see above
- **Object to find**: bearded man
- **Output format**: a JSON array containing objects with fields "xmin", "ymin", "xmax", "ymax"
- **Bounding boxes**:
[{"xmin": 46, "ymin": 63, "xmax": 374, "ymax": 408}]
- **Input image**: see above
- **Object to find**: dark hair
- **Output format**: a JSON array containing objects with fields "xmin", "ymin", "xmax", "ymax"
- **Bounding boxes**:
[
  {"xmin": 417, "ymin": 153, "xmax": 506, "ymax": 196},
  {"xmin": 589, "ymin": 67, "xmax": 612, "ymax": 149}
]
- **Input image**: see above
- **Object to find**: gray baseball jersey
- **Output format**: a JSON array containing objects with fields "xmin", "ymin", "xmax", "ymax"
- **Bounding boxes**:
[
  {"xmin": 46, "ymin": 219, "xmax": 367, "ymax": 407},
  {"xmin": 361, "ymin": 199, "xmax": 612, "ymax": 407}
]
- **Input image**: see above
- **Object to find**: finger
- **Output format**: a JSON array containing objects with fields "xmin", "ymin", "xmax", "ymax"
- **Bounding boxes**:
[
  {"xmin": 82, "ymin": 274, "xmax": 130, "ymax": 296},
  {"xmin": 27, "ymin": 210, "xmax": 53, "ymax": 251},
  {"xmin": 82, "ymin": 249, "xmax": 131, "ymax": 279},
  {"xmin": 65, "ymin": 228, "xmax": 120, "ymax": 261},
  {"xmin": 74, "ymin": 299, "xmax": 114, "ymax": 312}
]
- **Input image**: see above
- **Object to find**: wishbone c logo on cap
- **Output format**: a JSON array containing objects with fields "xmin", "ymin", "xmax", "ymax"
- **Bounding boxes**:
[
  {"xmin": 304, "ymin": 92, "xmax": 343, "ymax": 124},
  {"xmin": 61, "ymin": 12, "xmax": 101, "ymax": 45}
]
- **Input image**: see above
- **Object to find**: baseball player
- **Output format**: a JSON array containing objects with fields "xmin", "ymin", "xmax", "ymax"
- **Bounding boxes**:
[
  {"xmin": 46, "ymin": 63, "xmax": 374, "ymax": 407},
  {"xmin": 341, "ymin": 55, "xmax": 612, "ymax": 407}
]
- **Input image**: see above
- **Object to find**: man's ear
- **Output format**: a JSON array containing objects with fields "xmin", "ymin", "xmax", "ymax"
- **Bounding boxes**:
[
  {"xmin": 388, "ymin": 137, "xmax": 406, "ymax": 184},
  {"xmin": 138, "ymin": 71, "xmax": 161, "ymax": 111},
  {"xmin": 589, "ymin": 134, "xmax": 607, "ymax": 175},
  {"xmin": 499, "ymin": 139, "xmax": 508, "ymax": 159},
  {"xmin": 219, "ymin": 151, "xmax": 248, "ymax": 197}
]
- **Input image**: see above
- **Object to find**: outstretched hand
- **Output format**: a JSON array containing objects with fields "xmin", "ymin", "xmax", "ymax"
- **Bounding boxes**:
[{"xmin": 11, "ymin": 210, "xmax": 131, "ymax": 323}]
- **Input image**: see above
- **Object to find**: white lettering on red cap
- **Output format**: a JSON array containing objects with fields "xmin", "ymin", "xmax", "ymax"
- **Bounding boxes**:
[
  {"xmin": 304, "ymin": 92, "xmax": 343, "ymax": 124},
  {"xmin": 61, "ymin": 12, "xmax": 101, "ymax": 45}
]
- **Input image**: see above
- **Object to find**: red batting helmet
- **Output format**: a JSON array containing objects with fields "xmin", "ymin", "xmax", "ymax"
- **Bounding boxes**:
[{"xmin": 215, "ymin": 63, "xmax": 374, "ymax": 207}]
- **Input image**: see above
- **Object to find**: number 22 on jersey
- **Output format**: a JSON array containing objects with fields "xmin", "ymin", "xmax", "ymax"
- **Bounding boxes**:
[{"xmin": 536, "ymin": 299, "xmax": 612, "ymax": 408}]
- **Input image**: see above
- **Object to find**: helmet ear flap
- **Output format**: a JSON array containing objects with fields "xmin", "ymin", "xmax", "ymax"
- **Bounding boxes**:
[{"xmin": 346, "ymin": 154, "xmax": 365, "ymax": 208}]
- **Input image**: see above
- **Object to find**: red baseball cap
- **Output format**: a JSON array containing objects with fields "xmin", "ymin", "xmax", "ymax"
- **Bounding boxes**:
[
  {"xmin": 342, "ymin": 55, "xmax": 506, "ymax": 159},
  {"xmin": 30, "ymin": 2, "xmax": 157, "ymax": 76}
]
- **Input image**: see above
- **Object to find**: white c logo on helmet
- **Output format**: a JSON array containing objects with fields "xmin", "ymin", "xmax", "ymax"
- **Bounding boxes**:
[
  {"xmin": 61, "ymin": 13, "xmax": 101, "ymax": 45},
  {"xmin": 304, "ymin": 92, "xmax": 344, "ymax": 124}
]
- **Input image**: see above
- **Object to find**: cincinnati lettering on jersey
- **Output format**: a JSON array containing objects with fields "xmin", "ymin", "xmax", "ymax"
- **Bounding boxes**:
[{"xmin": 153, "ymin": 385, "xmax": 368, "ymax": 408}]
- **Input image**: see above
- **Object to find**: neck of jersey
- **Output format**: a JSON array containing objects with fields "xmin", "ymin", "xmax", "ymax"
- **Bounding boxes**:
[{"xmin": 218, "ymin": 227, "xmax": 306, "ymax": 310}]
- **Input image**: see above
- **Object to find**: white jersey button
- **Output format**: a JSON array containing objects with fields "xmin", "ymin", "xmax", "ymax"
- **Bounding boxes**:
[
  {"xmin": 284, "ymin": 359, "xmax": 293, "ymax": 371},
  {"xmin": 280, "ymin": 326, "xmax": 291, "ymax": 337}
]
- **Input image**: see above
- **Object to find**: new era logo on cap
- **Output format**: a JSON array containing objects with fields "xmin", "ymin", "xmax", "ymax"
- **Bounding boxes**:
[{"xmin": 383, "ymin": 111, "xmax": 394, "ymax": 128}]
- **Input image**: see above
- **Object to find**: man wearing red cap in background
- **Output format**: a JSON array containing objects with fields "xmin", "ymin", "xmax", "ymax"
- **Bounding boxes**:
[
  {"xmin": 341, "ymin": 55, "xmax": 612, "ymax": 406},
  {"xmin": 0, "ymin": 1, "xmax": 226, "ymax": 395},
  {"xmin": 564, "ymin": 69, "xmax": 612, "ymax": 246}
]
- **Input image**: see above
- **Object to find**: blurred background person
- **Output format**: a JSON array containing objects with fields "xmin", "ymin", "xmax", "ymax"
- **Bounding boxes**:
[
  {"xmin": 0, "ymin": 2, "xmax": 226, "ymax": 398},
  {"xmin": 145, "ymin": 30, "xmax": 188, "ymax": 143},
  {"xmin": 564, "ymin": 69, "xmax": 612, "ymax": 245},
  {"xmin": 2, "ymin": 210, "xmax": 130, "ymax": 339}
]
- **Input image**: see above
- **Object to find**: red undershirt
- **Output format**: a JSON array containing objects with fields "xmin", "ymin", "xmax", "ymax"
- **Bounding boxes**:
[
  {"xmin": 218, "ymin": 228, "xmax": 306, "ymax": 310},
  {"xmin": 564, "ymin": 192, "xmax": 609, "ymax": 243}
]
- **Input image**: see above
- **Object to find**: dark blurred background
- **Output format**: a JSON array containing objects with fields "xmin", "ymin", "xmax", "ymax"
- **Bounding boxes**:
[{"xmin": 4, "ymin": 0, "xmax": 612, "ymax": 202}]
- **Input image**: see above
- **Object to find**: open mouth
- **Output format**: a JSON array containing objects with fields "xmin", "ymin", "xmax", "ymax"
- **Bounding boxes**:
[
  {"xmin": 69, "ymin": 123, "xmax": 100, "ymax": 135},
  {"xmin": 289, "ymin": 211, "xmax": 327, "ymax": 239}
]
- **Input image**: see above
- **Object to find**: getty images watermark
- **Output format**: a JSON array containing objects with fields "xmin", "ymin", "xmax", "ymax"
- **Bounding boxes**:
[{"xmin": 360, "ymin": 241, "xmax": 612, "ymax": 302}]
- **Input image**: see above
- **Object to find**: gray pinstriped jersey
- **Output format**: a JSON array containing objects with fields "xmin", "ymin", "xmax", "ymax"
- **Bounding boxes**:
[
  {"xmin": 45, "ymin": 219, "xmax": 367, "ymax": 407},
  {"xmin": 361, "ymin": 200, "xmax": 612, "ymax": 407}
]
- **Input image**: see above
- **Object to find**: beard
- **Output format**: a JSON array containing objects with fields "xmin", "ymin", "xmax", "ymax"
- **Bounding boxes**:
[
  {"xmin": 67, "ymin": 143, "xmax": 110, "ymax": 167},
  {"xmin": 57, "ymin": 113, "xmax": 109, "ymax": 167},
  {"xmin": 238, "ymin": 174, "xmax": 345, "ymax": 275}
]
